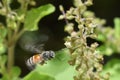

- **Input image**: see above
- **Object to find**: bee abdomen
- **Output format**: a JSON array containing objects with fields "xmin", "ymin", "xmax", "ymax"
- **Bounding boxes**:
[{"xmin": 26, "ymin": 54, "xmax": 43, "ymax": 69}]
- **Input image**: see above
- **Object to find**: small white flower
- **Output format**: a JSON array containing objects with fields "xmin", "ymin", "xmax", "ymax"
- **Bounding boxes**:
[{"xmin": 64, "ymin": 42, "xmax": 72, "ymax": 48}]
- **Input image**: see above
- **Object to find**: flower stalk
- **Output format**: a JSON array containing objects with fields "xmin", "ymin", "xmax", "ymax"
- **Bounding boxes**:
[{"xmin": 59, "ymin": 0, "xmax": 109, "ymax": 80}]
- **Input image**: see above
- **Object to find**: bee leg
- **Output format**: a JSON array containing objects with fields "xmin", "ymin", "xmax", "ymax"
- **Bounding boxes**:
[{"xmin": 39, "ymin": 60, "xmax": 45, "ymax": 65}]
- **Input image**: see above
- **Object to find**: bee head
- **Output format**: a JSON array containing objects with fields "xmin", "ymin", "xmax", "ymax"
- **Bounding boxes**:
[{"xmin": 42, "ymin": 51, "xmax": 55, "ymax": 60}]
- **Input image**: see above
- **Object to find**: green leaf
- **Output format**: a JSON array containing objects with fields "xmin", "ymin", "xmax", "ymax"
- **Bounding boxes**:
[
  {"xmin": 23, "ymin": 70, "xmax": 55, "ymax": 80},
  {"xmin": 12, "ymin": 66, "xmax": 21, "ymax": 78},
  {"xmin": 0, "ymin": 26, "xmax": 7, "ymax": 43},
  {"xmin": 114, "ymin": 18, "xmax": 120, "ymax": 39},
  {"xmin": 97, "ymin": 45, "xmax": 113, "ymax": 56},
  {"xmin": 23, "ymin": 49, "xmax": 76, "ymax": 80},
  {"xmin": 97, "ymin": 33, "xmax": 106, "ymax": 41},
  {"xmin": 0, "ymin": 55, "xmax": 7, "ymax": 65},
  {"xmin": 1, "ymin": 66, "xmax": 21, "ymax": 80},
  {"xmin": 24, "ymin": 4, "xmax": 55, "ymax": 31},
  {"xmin": 102, "ymin": 59, "xmax": 120, "ymax": 80},
  {"xmin": 0, "ymin": 43, "xmax": 6, "ymax": 54}
]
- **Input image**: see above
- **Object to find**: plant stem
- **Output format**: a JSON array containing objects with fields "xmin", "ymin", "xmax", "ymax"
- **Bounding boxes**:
[{"xmin": 7, "ymin": 44, "xmax": 15, "ymax": 77}]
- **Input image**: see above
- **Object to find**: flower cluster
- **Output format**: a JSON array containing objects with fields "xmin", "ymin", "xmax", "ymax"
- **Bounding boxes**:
[{"xmin": 59, "ymin": 0, "xmax": 109, "ymax": 80}]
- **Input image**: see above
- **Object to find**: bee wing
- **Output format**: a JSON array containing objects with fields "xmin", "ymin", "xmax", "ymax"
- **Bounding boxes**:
[{"xmin": 19, "ymin": 31, "xmax": 49, "ymax": 53}]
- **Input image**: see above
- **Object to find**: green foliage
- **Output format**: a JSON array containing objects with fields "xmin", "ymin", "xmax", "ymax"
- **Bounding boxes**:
[
  {"xmin": 94, "ymin": 16, "xmax": 120, "ymax": 80},
  {"xmin": 0, "ymin": 25, "xmax": 7, "ymax": 54},
  {"xmin": 1, "ymin": 67, "xmax": 21, "ymax": 80},
  {"xmin": 23, "ymin": 71, "xmax": 55, "ymax": 80},
  {"xmin": 23, "ymin": 49, "xmax": 76, "ymax": 80},
  {"xmin": 0, "ymin": 0, "xmax": 55, "ymax": 79},
  {"xmin": 96, "ymin": 18, "xmax": 120, "ymax": 56},
  {"xmin": 11, "ymin": 67, "xmax": 21, "ymax": 79},
  {"xmin": 114, "ymin": 18, "xmax": 120, "ymax": 39},
  {"xmin": 0, "ymin": 55, "xmax": 7, "ymax": 72},
  {"xmin": 0, "ymin": 26, "xmax": 7, "ymax": 42},
  {"xmin": 102, "ymin": 59, "xmax": 120, "ymax": 80},
  {"xmin": 24, "ymin": 4, "xmax": 55, "ymax": 31},
  {"xmin": 0, "ymin": 43, "xmax": 6, "ymax": 54}
]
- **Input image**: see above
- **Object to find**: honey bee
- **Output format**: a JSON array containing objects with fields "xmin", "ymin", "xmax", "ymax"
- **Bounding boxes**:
[
  {"xmin": 26, "ymin": 51, "xmax": 55, "ymax": 69},
  {"xmin": 19, "ymin": 31, "xmax": 55, "ymax": 69}
]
